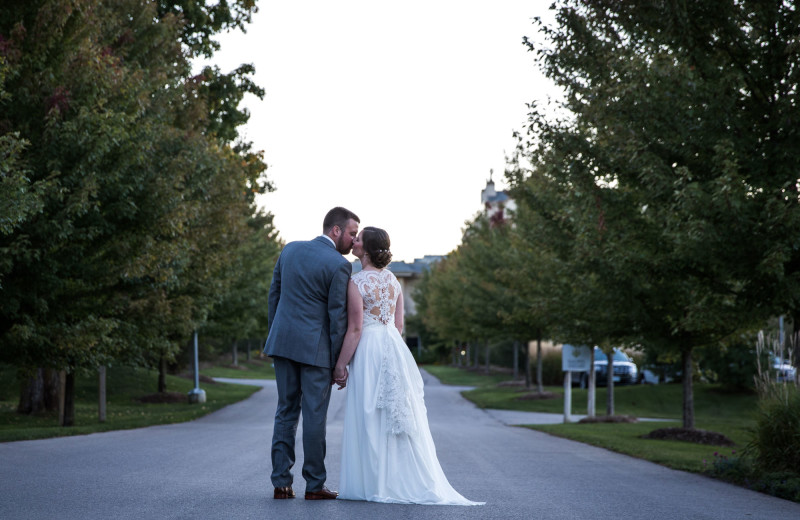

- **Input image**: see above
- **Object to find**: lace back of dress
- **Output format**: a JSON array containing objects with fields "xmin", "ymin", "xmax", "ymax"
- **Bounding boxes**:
[{"xmin": 353, "ymin": 270, "xmax": 399, "ymax": 325}]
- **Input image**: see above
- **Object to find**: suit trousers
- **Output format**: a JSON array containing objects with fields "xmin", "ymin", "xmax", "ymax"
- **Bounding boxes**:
[{"xmin": 270, "ymin": 356, "xmax": 332, "ymax": 492}]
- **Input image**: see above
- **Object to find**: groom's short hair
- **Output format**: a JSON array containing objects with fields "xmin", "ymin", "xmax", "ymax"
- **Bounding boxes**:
[{"xmin": 323, "ymin": 207, "xmax": 360, "ymax": 234}]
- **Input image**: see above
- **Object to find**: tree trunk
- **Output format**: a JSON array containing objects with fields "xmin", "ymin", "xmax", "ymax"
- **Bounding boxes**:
[
  {"xmin": 231, "ymin": 340, "xmax": 238, "ymax": 366},
  {"xmin": 61, "ymin": 371, "xmax": 75, "ymax": 427},
  {"xmin": 512, "ymin": 340, "xmax": 519, "ymax": 380},
  {"xmin": 57, "ymin": 370, "xmax": 65, "ymax": 424},
  {"xmin": 17, "ymin": 369, "xmax": 44, "ymax": 414},
  {"xmin": 606, "ymin": 350, "xmax": 615, "ymax": 416},
  {"xmin": 536, "ymin": 334, "xmax": 544, "ymax": 394},
  {"xmin": 484, "ymin": 339, "xmax": 490, "ymax": 375},
  {"xmin": 246, "ymin": 340, "xmax": 252, "ymax": 362},
  {"xmin": 524, "ymin": 341, "xmax": 532, "ymax": 390},
  {"xmin": 43, "ymin": 369, "xmax": 60, "ymax": 411},
  {"xmin": 158, "ymin": 353, "xmax": 167, "ymax": 393},
  {"xmin": 17, "ymin": 368, "xmax": 60, "ymax": 415},
  {"xmin": 473, "ymin": 340, "xmax": 479, "ymax": 368},
  {"xmin": 98, "ymin": 366, "xmax": 107, "ymax": 423},
  {"xmin": 682, "ymin": 347, "xmax": 695, "ymax": 429}
]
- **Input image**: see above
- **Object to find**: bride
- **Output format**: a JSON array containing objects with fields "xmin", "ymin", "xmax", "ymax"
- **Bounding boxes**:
[{"xmin": 332, "ymin": 226, "xmax": 483, "ymax": 506}]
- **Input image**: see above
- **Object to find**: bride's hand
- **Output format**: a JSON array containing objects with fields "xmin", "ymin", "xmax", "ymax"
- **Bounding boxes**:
[{"xmin": 332, "ymin": 365, "xmax": 348, "ymax": 389}]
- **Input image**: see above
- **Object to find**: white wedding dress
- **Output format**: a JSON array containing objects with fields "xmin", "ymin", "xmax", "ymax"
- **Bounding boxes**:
[{"xmin": 338, "ymin": 269, "xmax": 483, "ymax": 506}]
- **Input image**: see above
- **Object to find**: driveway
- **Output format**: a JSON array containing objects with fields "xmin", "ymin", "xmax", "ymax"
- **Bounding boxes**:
[{"xmin": 1, "ymin": 370, "xmax": 798, "ymax": 519}]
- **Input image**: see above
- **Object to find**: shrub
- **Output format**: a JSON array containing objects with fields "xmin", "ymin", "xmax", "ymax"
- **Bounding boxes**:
[
  {"xmin": 705, "ymin": 450, "xmax": 800, "ymax": 503},
  {"xmin": 533, "ymin": 349, "xmax": 565, "ymax": 386},
  {"xmin": 749, "ymin": 387, "xmax": 800, "ymax": 474}
]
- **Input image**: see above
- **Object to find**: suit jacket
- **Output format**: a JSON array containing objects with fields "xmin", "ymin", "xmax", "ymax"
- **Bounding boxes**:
[{"xmin": 263, "ymin": 236, "xmax": 351, "ymax": 368}]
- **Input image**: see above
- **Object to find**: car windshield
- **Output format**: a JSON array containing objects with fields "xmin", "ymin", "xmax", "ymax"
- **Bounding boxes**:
[
  {"xmin": 594, "ymin": 349, "xmax": 630, "ymax": 362},
  {"xmin": 772, "ymin": 354, "xmax": 792, "ymax": 365}
]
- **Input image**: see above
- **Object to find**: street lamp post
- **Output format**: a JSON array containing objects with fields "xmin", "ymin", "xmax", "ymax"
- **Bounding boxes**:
[{"xmin": 188, "ymin": 331, "xmax": 206, "ymax": 404}]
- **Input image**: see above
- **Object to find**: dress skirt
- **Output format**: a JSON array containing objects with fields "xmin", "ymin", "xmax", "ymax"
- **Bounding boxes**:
[{"xmin": 338, "ymin": 322, "xmax": 482, "ymax": 505}]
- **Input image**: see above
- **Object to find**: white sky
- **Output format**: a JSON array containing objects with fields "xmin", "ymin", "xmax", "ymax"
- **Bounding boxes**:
[{"xmin": 199, "ymin": 1, "xmax": 560, "ymax": 262}]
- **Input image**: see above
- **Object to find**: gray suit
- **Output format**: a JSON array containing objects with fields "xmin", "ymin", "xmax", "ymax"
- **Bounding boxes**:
[{"xmin": 264, "ymin": 236, "xmax": 350, "ymax": 492}]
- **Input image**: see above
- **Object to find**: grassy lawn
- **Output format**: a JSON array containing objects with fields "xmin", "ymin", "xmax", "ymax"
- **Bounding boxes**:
[
  {"xmin": 423, "ymin": 364, "xmax": 758, "ymax": 475},
  {"xmin": 424, "ymin": 364, "xmax": 511, "ymax": 387},
  {"xmin": 0, "ymin": 363, "xmax": 264, "ymax": 443},
  {"xmin": 201, "ymin": 357, "xmax": 276, "ymax": 379}
]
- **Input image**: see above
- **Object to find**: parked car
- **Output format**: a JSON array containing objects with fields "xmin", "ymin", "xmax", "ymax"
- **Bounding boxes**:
[
  {"xmin": 574, "ymin": 347, "xmax": 638, "ymax": 388},
  {"xmin": 637, "ymin": 362, "xmax": 679, "ymax": 385},
  {"xmin": 773, "ymin": 354, "xmax": 797, "ymax": 383}
]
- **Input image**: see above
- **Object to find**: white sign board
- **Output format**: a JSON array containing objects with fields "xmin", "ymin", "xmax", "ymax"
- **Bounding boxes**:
[{"xmin": 562, "ymin": 344, "xmax": 592, "ymax": 372}]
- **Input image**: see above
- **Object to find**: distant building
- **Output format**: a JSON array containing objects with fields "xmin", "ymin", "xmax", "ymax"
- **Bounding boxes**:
[{"xmin": 480, "ymin": 169, "xmax": 516, "ymax": 226}]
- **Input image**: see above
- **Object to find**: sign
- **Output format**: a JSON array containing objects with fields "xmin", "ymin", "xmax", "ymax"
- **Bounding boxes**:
[{"xmin": 562, "ymin": 344, "xmax": 592, "ymax": 372}]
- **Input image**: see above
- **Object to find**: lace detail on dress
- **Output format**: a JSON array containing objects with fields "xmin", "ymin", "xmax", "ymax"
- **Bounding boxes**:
[
  {"xmin": 351, "ymin": 269, "xmax": 401, "ymax": 326},
  {"xmin": 376, "ymin": 338, "xmax": 416, "ymax": 436},
  {"xmin": 351, "ymin": 269, "xmax": 413, "ymax": 435}
]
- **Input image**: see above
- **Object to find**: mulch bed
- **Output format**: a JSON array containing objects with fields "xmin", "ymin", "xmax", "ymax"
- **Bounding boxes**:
[
  {"xmin": 640, "ymin": 427, "xmax": 736, "ymax": 446},
  {"xmin": 137, "ymin": 392, "xmax": 187, "ymax": 404},
  {"xmin": 579, "ymin": 415, "xmax": 639, "ymax": 423}
]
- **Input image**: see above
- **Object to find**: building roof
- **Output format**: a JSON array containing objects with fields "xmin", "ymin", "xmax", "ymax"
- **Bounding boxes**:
[
  {"xmin": 484, "ymin": 191, "xmax": 510, "ymax": 204},
  {"xmin": 350, "ymin": 255, "xmax": 444, "ymax": 277}
]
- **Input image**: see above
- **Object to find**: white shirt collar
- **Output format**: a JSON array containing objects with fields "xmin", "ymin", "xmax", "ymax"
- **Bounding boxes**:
[{"xmin": 320, "ymin": 235, "xmax": 336, "ymax": 247}]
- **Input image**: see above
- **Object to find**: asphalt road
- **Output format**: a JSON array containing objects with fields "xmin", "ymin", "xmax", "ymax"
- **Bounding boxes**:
[{"xmin": 2, "ymin": 371, "xmax": 799, "ymax": 520}]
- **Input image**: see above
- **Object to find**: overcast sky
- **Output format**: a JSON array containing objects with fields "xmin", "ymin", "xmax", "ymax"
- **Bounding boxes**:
[{"xmin": 199, "ymin": 1, "xmax": 560, "ymax": 262}]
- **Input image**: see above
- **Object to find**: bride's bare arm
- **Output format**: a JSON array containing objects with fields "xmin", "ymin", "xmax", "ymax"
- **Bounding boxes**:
[
  {"xmin": 333, "ymin": 280, "xmax": 363, "ymax": 388},
  {"xmin": 394, "ymin": 291, "xmax": 404, "ymax": 335}
]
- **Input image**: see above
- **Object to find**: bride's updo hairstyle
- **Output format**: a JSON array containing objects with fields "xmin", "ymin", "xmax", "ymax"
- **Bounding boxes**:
[{"xmin": 362, "ymin": 226, "xmax": 392, "ymax": 269}]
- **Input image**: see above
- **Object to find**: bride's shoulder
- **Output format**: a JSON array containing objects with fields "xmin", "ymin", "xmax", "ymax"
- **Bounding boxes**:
[{"xmin": 350, "ymin": 269, "xmax": 373, "ymax": 283}]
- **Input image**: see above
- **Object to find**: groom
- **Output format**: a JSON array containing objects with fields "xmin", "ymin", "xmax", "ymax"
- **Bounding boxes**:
[{"xmin": 264, "ymin": 207, "xmax": 360, "ymax": 500}]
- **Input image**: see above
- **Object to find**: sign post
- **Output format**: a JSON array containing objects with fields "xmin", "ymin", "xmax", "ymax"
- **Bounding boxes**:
[{"xmin": 561, "ymin": 344, "xmax": 592, "ymax": 423}]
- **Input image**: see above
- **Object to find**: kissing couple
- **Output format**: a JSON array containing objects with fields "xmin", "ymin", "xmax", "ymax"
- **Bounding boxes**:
[{"xmin": 263, "ymin": 206, "xmax": 483, "ymax": 506}]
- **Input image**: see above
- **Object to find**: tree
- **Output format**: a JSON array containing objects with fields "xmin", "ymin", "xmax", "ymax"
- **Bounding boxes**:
[
  {"xmin": 507, "ymin": 152, "xmax": 646, "ymax": 414},
  {"xmin": 516, "ymin": 0, "xmax": 800, "ymax": 427},
  {"xmin": 0, "ymin": 0, "xmax": 274, "ymax": 418},
  {"xmin": 203, "ymin": 210, "xmax": 282, "ymax": 363}
]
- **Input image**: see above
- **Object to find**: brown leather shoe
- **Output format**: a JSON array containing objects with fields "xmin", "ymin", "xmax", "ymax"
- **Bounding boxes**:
[
  {"xmin": 274, "ymin": 486, "xmax": 295, "ymax": 499},
  {"xmin": 304, "ymin": 487, "xmax": 338, "ymax": 500}
]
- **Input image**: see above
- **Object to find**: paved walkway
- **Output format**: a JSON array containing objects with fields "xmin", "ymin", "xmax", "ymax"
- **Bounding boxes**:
[{"xmin": 0, "ymin": 371, "xmax": 798, "ymax": 519}]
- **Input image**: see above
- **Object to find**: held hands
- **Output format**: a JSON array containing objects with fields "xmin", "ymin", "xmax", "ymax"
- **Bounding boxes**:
[{"xmin": 332, "ymin": 365, "xmax": 348, "ymax": 390}]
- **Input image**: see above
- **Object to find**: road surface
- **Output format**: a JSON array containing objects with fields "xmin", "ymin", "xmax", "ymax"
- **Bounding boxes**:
[{"xmin": 1, "ymin": 371, "xmax": 798, "ymax": 519}]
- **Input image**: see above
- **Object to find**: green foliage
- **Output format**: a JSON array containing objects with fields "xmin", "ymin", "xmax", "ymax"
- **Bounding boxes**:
[
  {"xmin": 0, "ymin": 0, "xmax": 279, "ymax": 407},
  {"xmin": 532, "ymin": 349, "xmax": 564, "ymax": 386},
  {"xmin": 698, "ymin": 334, "xmax": 761, "ymax": 391},
  {"xmin": 749, "ymin": 385, "xmax": 800, "ymax": 474},
  {"xmin": 202, "ymin": 210, "xmax": 282, "ymax": 350},
  {"xmin": 157, "ymin": 0, "xmax": 258, "ymax": 58},
  {"xmin": 706, "ymin": 450, "xmax": 800, "ymax": 503},
  {"xmin": 500, "ymin": 0, "xmax": 800, "ymax": 427}
]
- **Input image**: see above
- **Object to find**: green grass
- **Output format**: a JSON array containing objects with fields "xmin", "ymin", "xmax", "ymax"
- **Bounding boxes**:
[
  {"xmin": 423, "ymin": 364, "xmax": 758, "ymax": 475},
  {"xmin": 0, "ymin": 364, "xmax": 262, "ymax": 443},
  {"xmin": 424, "ymin": 364, "xmax": 511, "ymax": 387},
  {"xmin": 201, "ymin": 357, "xmax": 276, "ymax": 379},
  {"xmin": 529, "ymin": 421, "xmax": 747, "ymax": 473}
]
